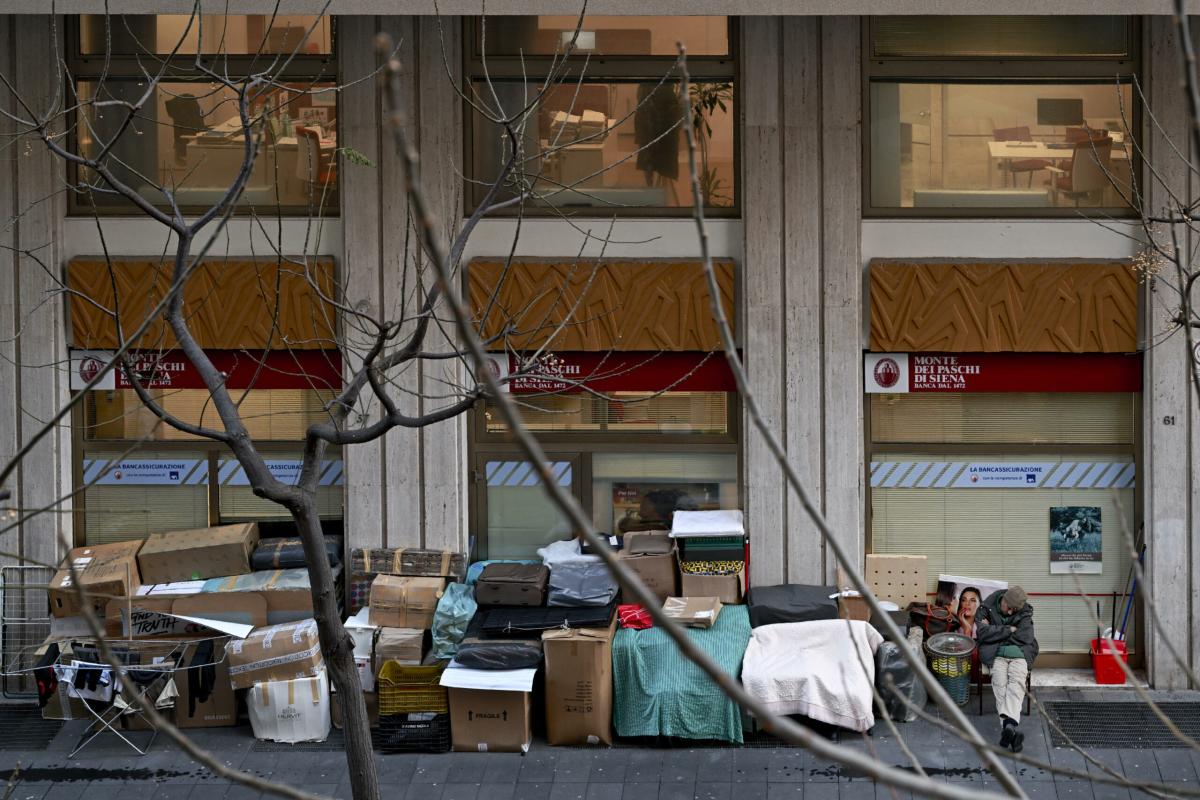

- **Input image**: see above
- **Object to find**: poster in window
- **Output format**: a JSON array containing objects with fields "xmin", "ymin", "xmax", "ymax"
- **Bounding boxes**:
[
  {"xmin": 612, "ymin": 482, "xmax": 719, "ymax": 535},
  {"xmin": 1049, "ymin": 506, "xmax": 1102, "ymax": 574}
]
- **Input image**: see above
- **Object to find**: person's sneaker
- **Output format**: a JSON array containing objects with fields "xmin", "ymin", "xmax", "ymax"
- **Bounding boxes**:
[
  {"xmin": 1010, "ymin": 729, "xmax": 1025, "ymax": 753},
  {"xmin": 999, "ymin": 725, "xmax": 1015, "ymax": 748}
]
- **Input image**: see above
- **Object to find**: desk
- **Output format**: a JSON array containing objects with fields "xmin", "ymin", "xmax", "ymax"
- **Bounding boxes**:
[{"xmin": 987, "ymin": 140, "xmax": 1128, "ymax": 188}]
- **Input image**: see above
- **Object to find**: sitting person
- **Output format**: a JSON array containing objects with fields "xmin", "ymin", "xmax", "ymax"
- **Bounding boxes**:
[{"xmin": 976, "ymin": 586, "xmax": 1038, "ymax": 752}]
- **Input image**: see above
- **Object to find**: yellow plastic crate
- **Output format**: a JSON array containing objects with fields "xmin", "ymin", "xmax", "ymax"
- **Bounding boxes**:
[{"xmin": 377, "ymin": 660, "xmax": 448, "ymax": 715}]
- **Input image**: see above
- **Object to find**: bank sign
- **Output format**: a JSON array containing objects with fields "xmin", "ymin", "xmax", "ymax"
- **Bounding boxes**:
[{"xmin": 864, "ymin": 352, "xmax": 1142, "ymax": 393}]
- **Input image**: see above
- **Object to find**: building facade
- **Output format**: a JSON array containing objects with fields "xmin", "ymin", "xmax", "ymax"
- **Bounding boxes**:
[{"xmin": 0, "ymin": 9, "xmax": 1196, "ymax": 688}]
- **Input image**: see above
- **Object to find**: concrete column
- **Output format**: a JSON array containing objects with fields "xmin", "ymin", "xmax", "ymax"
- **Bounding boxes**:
[
  {"xmin": 1143, "ymin": 15, "xmax": 1194, "ymax": 690},
  {"xmin": 1, "ymin": 16, "xmax": 71, "ymax": 569}
]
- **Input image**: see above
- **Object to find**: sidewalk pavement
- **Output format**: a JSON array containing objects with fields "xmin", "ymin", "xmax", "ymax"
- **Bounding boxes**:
[{"xmin": 3, "ymin": 687, "xmax": 1197, "ymax": 800}]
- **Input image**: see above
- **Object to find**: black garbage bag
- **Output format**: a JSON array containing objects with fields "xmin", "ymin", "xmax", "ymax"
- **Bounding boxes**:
[
  {"xmin": 454, "ymin": 641, "xmax": 543, "ymax": 670},
  {"xmin": 874, "ymin": 640, "xmax": 927, "ymax": 722}
]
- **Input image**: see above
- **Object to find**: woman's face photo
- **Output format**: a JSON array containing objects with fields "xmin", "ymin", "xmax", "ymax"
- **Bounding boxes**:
[{"xmin": 959, "ymin": 591, "xmax": 980, "ymax": 618}]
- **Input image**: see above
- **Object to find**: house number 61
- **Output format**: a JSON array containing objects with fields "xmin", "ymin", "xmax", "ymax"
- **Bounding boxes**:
[{"xmin": 1163, "ymin": 416, "xmax": 1176, "ymax": 425}]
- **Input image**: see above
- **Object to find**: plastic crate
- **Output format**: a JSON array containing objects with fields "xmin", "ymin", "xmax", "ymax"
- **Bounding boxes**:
[
  {"xmin": 377, "ymin": 661, "xmax": 449, "ymax": 715},
  {"xmin": 1090, "ymin": 638, "xmax": 1128, "ymax": 685},
  {"xmin": 375, "ymin": 712, "xmax": 451, "ymax": 753}
]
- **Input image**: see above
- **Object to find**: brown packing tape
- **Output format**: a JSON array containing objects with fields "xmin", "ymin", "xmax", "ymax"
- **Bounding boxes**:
[
  {"xmin": 273, "ymin": 540, "xmax": 286, "ymax": 568},
  {"xmin": 260, "ymin": 686, "xmax": 271, "ymax": 708},
  {"xmin": 392, "ymin": 548, "xmax": 404, "ymax": 574},
  {"xmin": 440, "ymin": 551, "xmax": 450, "ymax": 576},
  {"xmin": 360, "ymin": 548, "xmax": 370, "ymax": 575},
  {"xmin": 309, "ymin": 677, "xmax": 320, "ymax": 704},
  {"xmin": 288, "ymin": 681, "xmax": 296, "ymax": 706}
]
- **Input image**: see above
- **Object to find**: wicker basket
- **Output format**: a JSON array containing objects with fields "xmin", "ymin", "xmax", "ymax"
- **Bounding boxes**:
[
  {"xmin": 924, "ymin": 632, "xmax": 975, "ymax": 706},
  {"xmin": 377, "ymin": 660, "xmax": 449, "ymax": 716}
]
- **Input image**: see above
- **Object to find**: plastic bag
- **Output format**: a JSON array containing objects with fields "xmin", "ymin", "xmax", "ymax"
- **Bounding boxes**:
[
  {"xmin": 431, "ymin": 583, "xmax": 477, "ymax": 660},
  {"xmin": 537, "ymin": 539, "xmax": 618, "ymax": 607},
  {"xmin": 874, "ymin": 640, "xmax": 927, "ymax": 722},
  {"xmin": 455, "ymin": 642, "xmax": 542, "ymax": 670}
]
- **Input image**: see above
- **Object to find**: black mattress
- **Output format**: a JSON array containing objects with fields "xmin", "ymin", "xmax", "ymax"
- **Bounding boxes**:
[{"xmin": 746, "ymin": 583, "xmax": 838, "ymax": 628}]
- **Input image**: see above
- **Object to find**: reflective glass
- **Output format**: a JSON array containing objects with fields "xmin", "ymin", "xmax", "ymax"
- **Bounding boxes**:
[{"xmin": 870, "ymin": 82, "xmax": 1133, "ymax": 210}]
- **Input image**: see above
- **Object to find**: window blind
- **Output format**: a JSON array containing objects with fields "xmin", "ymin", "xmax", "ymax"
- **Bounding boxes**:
[{"xmin": 872, "ymin": 393, "xmax": 1135, "ymax": 445}]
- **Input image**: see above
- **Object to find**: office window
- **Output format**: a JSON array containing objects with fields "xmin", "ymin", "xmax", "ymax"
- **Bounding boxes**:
[
  {"xmin": 865, "ymin": 17, "xmax": 1138, "ymax": 216},
  {"xmin": 465, "ymin": 17, "xmax": 737, "ymax": 215},
  {"xmin": 69, "ymin": 16, "xmax": 337, "ymax": 215}
]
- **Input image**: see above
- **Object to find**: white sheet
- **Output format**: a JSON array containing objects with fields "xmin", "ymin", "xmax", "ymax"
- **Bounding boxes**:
[
  {"xmin": 741, "ymin": 619, "xmax": 884, "ymax": 732},
  {"xmin": 669, "ymin": 510, "xmax": 744, "ymax": 538},
  {"xmin": 440, "ymin": 663, "xmax": 538, "ymax": 692}
]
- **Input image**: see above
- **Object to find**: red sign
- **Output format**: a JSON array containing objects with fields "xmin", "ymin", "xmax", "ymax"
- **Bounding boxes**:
[
  {"xmin": 500, "ymin": 351, "xmax": 736, "ymax": 394},
  {"xmin": 866, "ymin": 352, "xmax": 1141, "ymax": 393},
  {"xmin": 102, "ymin": 349, "xmax": 342, "ymax": 391}
]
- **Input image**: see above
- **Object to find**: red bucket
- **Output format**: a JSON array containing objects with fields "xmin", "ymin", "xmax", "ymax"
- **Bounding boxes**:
[{"xmin": 1090, "ymin": 638, "xmax": 1128, "ymax": 685}]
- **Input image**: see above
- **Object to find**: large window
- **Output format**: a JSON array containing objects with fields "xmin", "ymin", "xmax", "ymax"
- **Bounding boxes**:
[
  {"xmin": 465, "ymin": 16, "xmax": 737, "ymax": 215},
  {"xmin": 472, "ymin": 392, "xmax": 739, "ymax": 559},
  {"xmin": 865, "ymin": 16, "xmax": 1139, "ymax": 216},
  {"xmin": 869, "ymin": 392, "xmax": 1138, "ymax": 656},
  {"xmin": 69, "ymin": 15, "xmax": 338, "ymax": 215}
]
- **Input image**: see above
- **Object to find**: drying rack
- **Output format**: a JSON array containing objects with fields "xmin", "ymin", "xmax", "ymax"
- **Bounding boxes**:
[{"xmin": 5, "ymin": 634, "xmax": 232, "ymax": 758}]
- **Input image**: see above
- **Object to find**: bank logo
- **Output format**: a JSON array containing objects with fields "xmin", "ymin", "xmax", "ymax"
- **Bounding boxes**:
[{"xmin": 873, "ymin": 357, "xmax": 900, "ymax": 389}]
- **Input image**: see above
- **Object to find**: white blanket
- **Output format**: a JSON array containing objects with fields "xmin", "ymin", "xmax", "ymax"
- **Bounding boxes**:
[
  {"xmin": 670, "ymin": 509, "xmax": 744, "ymax": 538},
  {"xmin": 741, "ymin": 619, "xmax": 884, "ymax": 732}
]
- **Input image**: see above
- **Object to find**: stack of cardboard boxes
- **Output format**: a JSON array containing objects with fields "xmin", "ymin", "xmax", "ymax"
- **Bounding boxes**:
[{"xmin": 42, "ymin": 524, "xmax": 345, "ymax": 740}]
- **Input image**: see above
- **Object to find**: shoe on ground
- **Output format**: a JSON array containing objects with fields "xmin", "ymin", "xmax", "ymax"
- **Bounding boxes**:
[
  {"xmin": 1010, "ymin": 729, "xmax": 1024, "ymax": 753},
  {"xmin": 999, "ymin": 726, "xmax": 1015, "ymax": 748}
]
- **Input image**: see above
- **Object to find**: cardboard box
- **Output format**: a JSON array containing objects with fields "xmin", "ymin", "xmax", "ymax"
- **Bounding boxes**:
[
  {"xmin": 374, "ymin": 627, "xmax": 425, "ymax": 671},
  {"xmin": 838, "ymin": 594, "xmax": 872, "ymax": 622},
  {"xmin": 138, "ymin": 523, "xmax": 259, "ymax": 584},
  {"xmin": 202, "ymin": 567, "xmax": 330, "ymax": 625},
  {"xmin": 542, "ymin": 617, "xmax": 617, "ymax": 745},
  {"xmin": 368, "ymin": 576, "xmax": 445, "ymax": 629},
  {"xmin": 617, "ymin": 533, "xmax": 678, "ymax": 604},
  {"xmin": 679, "ymin": 569, "xmax": 744, "ymax": 605},
  {"xmin": 248, "ymin": 668, "xmax": 331, "ymax": 743},
  {"xmin": 175, "ymin": 637, "xmax": 238, "ymax": 728},
  {"xmin": 331, "ymin": 690, "xmax": 380, "ymax": 729},
  {"xmin": 447, "ymin": 688, "xmax": 532, "ymax": 753},
  {"xmin": 106, "ymin": 590, "xmax": 269, "ymax": 638},
  {"xmin": 49, "ymin": 541, "xmax": 143, "ymax": 618},
  {"xmin": 662, "ymin": 596, "xmax": 723, "ymax": 629},
  {"xmin": 227, "ymin": 619, "xmax": 324, "ymax": 690}
]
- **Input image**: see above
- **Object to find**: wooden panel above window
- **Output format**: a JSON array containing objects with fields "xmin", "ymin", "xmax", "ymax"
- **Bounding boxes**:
[
  {"xmin": 68, "ymin": 258, "xmax": 337, "ymax": 350},
  {"xmin": 467, "ymin": 259, "xmax": 736, "ymax": 352},
  {"xmin": 870, "ymin": 260, "xmax": 1136, "ymax": 353}
]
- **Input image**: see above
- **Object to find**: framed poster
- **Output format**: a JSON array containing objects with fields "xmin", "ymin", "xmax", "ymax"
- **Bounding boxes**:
[
  {"xmin": 1049, "ymin": 506, "xmax": 1102, "ymax": 575},
  {"xmin": 612, "ymin": 482, "xmax": 719, "ymax": 534}
]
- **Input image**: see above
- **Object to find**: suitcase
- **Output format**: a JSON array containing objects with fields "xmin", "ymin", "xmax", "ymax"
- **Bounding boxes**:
[
  {"xmin": 746, "ymin": 583, "xmax": 838, "ymax": 628},
  {"xmin": 475, "ymin": 563, "xmax": 550, "ymax": 607}
]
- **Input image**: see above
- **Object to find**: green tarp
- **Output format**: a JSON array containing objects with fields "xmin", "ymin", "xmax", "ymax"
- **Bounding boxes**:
[{"xmin": 612, "ymin": 604, "xmax": 751, "ymax": 743}]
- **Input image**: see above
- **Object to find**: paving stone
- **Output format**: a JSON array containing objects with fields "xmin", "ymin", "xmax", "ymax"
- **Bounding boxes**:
[
  {"xmin": 1012, "ymin": 781, "xmax": 1059, "ymax": 800},
  {"xmin": 442, "ymin": 781, "xmax": 482, "ymax": 800},
  {"xmin": 1116, "ymin": 751, "xmax": 1160, "ymax": 783},
  {"xmin": 303, "ymin": 785, "xmax": 339, "ymax": 799},
  {"xmin": 406, "ymin": 782, "xmax": 447, "ymax": 800},
  {"xmin": 556, "ymin": 753, "xmax": 596, "ymax": 784},
  {"xmin": 41, "ymin": 783, "xmax": 89, "ymax": 800},
  {"xmin": 621, "ymin": 782, "xmax": 659, "ymax": 800},
  {"xmin": 222, "ymin": 784, "xmax": 263, "ymax": 800},
  {"xmin": 839, "ymin": 780, "xmax": 877, "ymax": 800},
  {"xmin": 693, "ymin": 781, "xmax": 731, "ymax": 800},
  {"xmin": 731, "ymin": 751, "xmax": 771, "ymax": 783},
  {"xmin": 483, "ymin": 758, "xmax": 523, "ymax": 783},
  {"xmin": 802, "ymin": 783, "xmax": 838, "ymax": 800},
  {"xmin": 1089, "ymin": 782, "xmax": 1131, "ymax": 800},
  {"xmin": 658, "ymin": 781, "xmax": 695, "ymax": 800},
  {"xmin": 549, "ymin": 783, "xmax": 588, "ymax": 800},
  {"xmin": 767, "ymin": 751, "xmax": 805, "ymax": 783},
  {"xmin": 764, "ymin": 784, "xmax": 803, "ymax": 800},
  {"xmin": 586, "ymin": 782, "xmax": 625, "ymax": 800},
  {"xmin": 1153, "ymin": 749, "xmax": 1197, "ymax": 783},
  {"xmin": 513, "ymin": 783, "xmax": 554, "ymax": 800},
  {"xmin": 477, "ymin": 781, "xmax": 518, "ymax": 800},
  {"xmin": 1056, "ymin": 779, "xmax": 1096, "ymax": 800},
  {"xmin": 150, "ymin": 784, "xmax": 197, "ymax": 800},
  {"xmin": 445, "ymin": 757, "xmax": 489, "ymax": 782}
]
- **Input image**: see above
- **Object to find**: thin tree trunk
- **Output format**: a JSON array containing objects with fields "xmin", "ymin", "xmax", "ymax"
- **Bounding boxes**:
[{"xmin": 292, "ymin": 496, "xmax": 380, "ymax": 800}]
